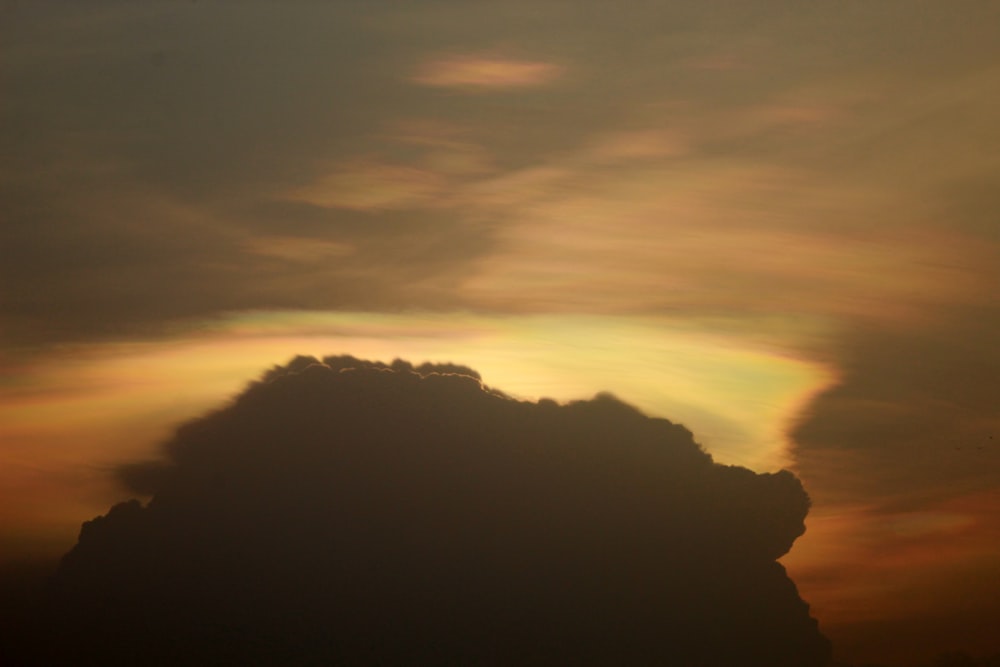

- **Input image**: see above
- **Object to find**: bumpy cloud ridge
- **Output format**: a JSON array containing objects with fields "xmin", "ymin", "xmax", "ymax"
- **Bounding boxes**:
[{"xmin": 40, "ymin": 356, "xmax": 829, "ymax": 666}]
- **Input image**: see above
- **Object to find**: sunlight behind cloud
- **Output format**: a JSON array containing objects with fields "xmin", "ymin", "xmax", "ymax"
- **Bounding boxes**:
[{"xmin": 0, "ymin": 311, "xmax": 835, "ymax": 565}]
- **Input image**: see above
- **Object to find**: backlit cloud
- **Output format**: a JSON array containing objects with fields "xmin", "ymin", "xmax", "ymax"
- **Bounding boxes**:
[
  {"xmin": 0, "ymin": 311, "xmax": 834, "ymax": 568},
  {"xmin": 31, "ymin": 356, "xmax": 829, "ymax": 666}
]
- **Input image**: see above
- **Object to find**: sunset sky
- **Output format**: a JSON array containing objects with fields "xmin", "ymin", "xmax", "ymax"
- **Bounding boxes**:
[{"xmin": 2, "ymin": 2, "xmax": 999, "ymax": 664}]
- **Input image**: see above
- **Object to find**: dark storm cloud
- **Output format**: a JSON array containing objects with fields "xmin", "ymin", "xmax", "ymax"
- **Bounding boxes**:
[{"xmin": 25, "ymin": 356, "xmax": 828, "ymax": 666}]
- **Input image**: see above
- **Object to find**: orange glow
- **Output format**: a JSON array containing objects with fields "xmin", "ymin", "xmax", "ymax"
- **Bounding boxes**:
[{"xmin": 784, "ymin": 488, "xmax": 1000, "ymax": 662}]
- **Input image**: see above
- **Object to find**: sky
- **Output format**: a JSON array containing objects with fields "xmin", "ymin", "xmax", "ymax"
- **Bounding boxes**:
[{"xmin": 1, "ymin": 1, "xmax": 999, "ymax": 664}]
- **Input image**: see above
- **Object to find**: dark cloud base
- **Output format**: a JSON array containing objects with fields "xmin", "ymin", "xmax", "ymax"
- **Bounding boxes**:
[{"xmin": 7, "ymin": 356, "xmax": 829, "ymax": 666}]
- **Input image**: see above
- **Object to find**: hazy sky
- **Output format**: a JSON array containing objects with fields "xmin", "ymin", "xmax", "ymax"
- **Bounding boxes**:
[{"xmin": 2, "ymin": 2, "xmax": 999, "ymax": 664}]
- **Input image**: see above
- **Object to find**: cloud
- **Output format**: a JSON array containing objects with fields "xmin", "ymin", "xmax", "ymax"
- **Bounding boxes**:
[
  {"xmin": 31, "ymin": 356, "xmax": 829, "ymax": 666},
  {"xmin": 785, "ymin": 307, "xmax": 1000, "ymax": 663},
  {"xmin": 5, "ymin": 1, "xmax": 998, "ymax": 360},
  {"xmin": 290, "ymin": 160, "xmax": 449, "ymax": 212},
  {"xmin": 791, "ymin": 312, "xmax": 1000, "ymax": 506},
  {"xmin": 411, "ymin": 54, "xmax": 564, "ymax": 90},
  {"xmin": 240, "ymin": 236, "xmax": 355, "ymax": 263}
]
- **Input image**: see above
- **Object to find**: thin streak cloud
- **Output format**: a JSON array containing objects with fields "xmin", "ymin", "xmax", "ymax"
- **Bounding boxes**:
[{"xmin": 411, "ymin": 54, "xmax": 564, "ymax": 89}]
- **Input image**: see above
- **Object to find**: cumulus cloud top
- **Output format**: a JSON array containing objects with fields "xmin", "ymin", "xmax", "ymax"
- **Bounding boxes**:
[{"xmin": 38, "ymin": 356, "xmax": 827, "ymax": 666}]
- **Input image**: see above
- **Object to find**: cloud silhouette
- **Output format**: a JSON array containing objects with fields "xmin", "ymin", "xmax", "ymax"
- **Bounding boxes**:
[{"xmin": 34, "ymin": 356, "xmax": 828, "ymax": 666}]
